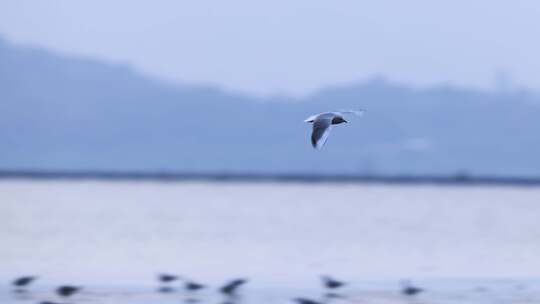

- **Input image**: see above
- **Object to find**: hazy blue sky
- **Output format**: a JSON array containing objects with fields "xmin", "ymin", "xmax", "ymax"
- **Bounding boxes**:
[{"xmin": 1, "ymin": 0, "xmax": 539, "ymax": 96}]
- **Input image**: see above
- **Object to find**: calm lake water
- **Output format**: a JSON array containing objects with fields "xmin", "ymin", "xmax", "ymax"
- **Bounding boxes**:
[{"xmin": 1, "ymin": 180, "xmax": 540, "ymax": 303}]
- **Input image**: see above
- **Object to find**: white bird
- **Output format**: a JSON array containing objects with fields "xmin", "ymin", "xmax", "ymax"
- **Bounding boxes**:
[{"xmin": 304, "ymin": 110, "xmax": 365, "ymax": 149}]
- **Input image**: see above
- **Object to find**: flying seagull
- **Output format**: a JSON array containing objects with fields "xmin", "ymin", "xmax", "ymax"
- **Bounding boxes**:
[{"xmin": 304, "ymin": 110, "xmax": 365, "ymax": 149}]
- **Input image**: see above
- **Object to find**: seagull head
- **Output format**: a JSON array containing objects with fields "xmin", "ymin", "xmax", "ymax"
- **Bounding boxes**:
[{"xmin": 331, "ymin": 116, "xmax": 347, "ymax": 124}]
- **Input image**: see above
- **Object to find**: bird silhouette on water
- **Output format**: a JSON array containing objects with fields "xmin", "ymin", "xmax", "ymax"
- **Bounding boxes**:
[
  {"xmin": 56, "ymin": 285, "xmax": 82, "ymax": 297},
  {"xmin": 12, "ymin": 276, "xmax": 37, "ymax": 293},
  {"xmin": 13, "ymin": 276, "xmax": 37, "ymax": 287},
  {"xmin": 185, "ymin": 280, "xmax": 206, "ymax": 292},
  {"xmin": 158, "ymin": 273, "xmax": 180, "ymax": 283},
  {"xmin": 401, "ymin": 280, "xmax": 423, "ymax": 296},
  {"xmin": 321, "ymin": 275, "xmax": 347, "ymax": 299},
  {"xmin": 293, "ymin": 298, "xmax": 323, "ymax": 304},
  {"xmin": 321, "ymin": 275, "xmax": 345, "ymax": 289},
  {"xmin": 157, "ymin": 273, "xmax": 180, "ymax": 293},
  {"xmin": 220, "ymin": 278, "xmax": 247, "ymax": 296}
]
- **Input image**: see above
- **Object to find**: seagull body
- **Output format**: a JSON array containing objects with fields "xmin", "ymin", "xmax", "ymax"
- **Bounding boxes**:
[
  {"xmin": 293, "ymin": 298, "xmax": 323, "ymax": 304},
  {"xmin": 403, "ymin": 285, "xmax": 423, "ymax": 296},
  {"xmin": 56, "ymin": 285, "xmax": 81, "ymax": 297},
  {"xmin": 185, "ymin": 280, "xmax": 205, "ymax": 291},
  {"xmin": 12, "ymin": 276, "xmax": 37, "ymax": 287},
  {"xmin": 400, "ymin": 280, "xmax": 423, "ymax": 296},
  {"xmin": 304, "ymin": 110, "xmax": 364, "ymax": 149},
  {"xmin": 321, "ymin": 275, "xmax": 345, "ymax": 289},
  {"xmin": 158, "ymin": 273, "xmax": 179, "ymax": 283},
  {"xmin": 220, "ymin": 278, "xmax": 247, "ymax": 296}
]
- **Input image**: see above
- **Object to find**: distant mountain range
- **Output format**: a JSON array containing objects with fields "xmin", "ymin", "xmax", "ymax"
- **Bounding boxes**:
[{"xmin": 1, "ymin": 36, "xmax": 539, "ymax": 176}]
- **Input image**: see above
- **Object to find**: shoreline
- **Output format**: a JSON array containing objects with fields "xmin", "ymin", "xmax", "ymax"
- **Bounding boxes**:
[{"xmin": 1, "ymin": 170, "xmax": 540, "ymax": 186}]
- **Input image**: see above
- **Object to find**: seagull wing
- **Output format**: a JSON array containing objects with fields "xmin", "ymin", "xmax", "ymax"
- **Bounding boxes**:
[
  {"xmin": 304, "ymin": 113, "xmax": 320, "ymax": 123},
  {"xmin": 336, "ymin": 109, "xmax": 366, "ymax": 117},
  {"xmin": 311, "ymin": 118, "xmax": 333, "ymax": 149}
]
